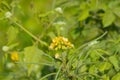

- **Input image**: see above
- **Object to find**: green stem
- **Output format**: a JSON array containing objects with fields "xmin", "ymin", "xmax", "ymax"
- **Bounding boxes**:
[
  {"xmin": 14, "ymin": 22, "xmax": 48, "ymax": 46},
  {"xmin": 15, "ymin": 62, "xmax": 53, "ymax": 66},
  {"xmin": 52, "ymin": 0, "xmax": 56, "ymax": 9},
  {"xmin": 55, "ymin": 65, "xmax": 62, "ymax": 80},
  {"xmin": 69, "ymin": 31, "xmax": 108, "ymax": 63},
  {"xmin": 95, "ymin": 50, "xmax": 106, "ymax": 60},
  {"xmin": 75, "ymin": 31, "xmax": 108, "ymax": 53},
  {"xmin": 39, "ymin": 73, "xmax": 56, "ymax": 80},
  {"xmin": 67, "ymin": 31, "xmax": 108, "ymax": 74}
]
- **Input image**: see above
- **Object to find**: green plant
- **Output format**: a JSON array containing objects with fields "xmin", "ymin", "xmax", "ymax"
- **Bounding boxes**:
[{"xmin": 0, "ymin": 0, "xmax": 120, "ymax": 80}]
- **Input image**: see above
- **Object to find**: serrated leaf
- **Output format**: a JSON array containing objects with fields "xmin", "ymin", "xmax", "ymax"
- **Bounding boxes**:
[
  {"xmin": 112, "ymin": 73, "xmax": 120, "ymax": 80},
  {"xmin": 102, "ymin": 11, "xmax": 116, "ymax": 27},
  {"xmin": 109, "ymin": 55, "xmax": 119, "ymax": 71},
  {"xmin": 79, "ymin": 9, "xmax": 89, "ymax": 21},
  {"xmin": 7, "ymin": 26, "xmax": 18, "ymax": 44}
]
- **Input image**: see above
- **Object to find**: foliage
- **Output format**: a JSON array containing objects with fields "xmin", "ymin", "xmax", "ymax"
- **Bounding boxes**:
[{"xmin": 0, "ymin": 0, "xmax": 120, "ymax": 80}]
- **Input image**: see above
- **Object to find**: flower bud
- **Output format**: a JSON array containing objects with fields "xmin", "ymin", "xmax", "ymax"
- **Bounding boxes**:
[
  {"xmin": 55, "ymin": 7, "xmax": 63, "ymax": 14},
  {"xmin": 6, "ymin": 62, "xmax": 15, "ymax": 69},
  {"xmin": 88, "ymin": 41, "xmax": 98, "ymax": 46},
  {"xmin": 55, "ymin": 53, "xmax": 60, "ymax": 59},
  {"xmin": 53, "ymin": 21, "xmax": 66, "ymax": 26},
  {"xmin": 5, "ymin": 11, "xmax": 12, "ymax": 19},
  {"xmin": 2, "ymin": 46, "xmax": 9, "ymax": 52}
]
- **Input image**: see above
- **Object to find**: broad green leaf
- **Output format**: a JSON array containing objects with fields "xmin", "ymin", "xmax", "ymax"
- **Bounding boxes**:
[
  {"xmin": 107, "ymin": 67, "xmax": 116, "ymax": 77},
  {"xmin": 80, "ymin": 2, "xmax": 88, "ymax": 10},
  {"xmin": 113, "ymin": 7, "xmax": 120, "ymax": 17},
  {"xmin": 102, "ymin": 75, "xmax": 110, "ymax": 80},
  {"xmin": 89, "ymin": 65, "xmax": 97, "ymax": 74},
  {"xmin": 98, "ymin": 62, "xmax": 112, "ymax": 72},
  {"xmin": 7, "ymin": 26, "xmax": 19, "ymax": 44},
  {"xmin": 90, "ymin": 50, "xmax": 100, "ymax": 61},
  {"xmin": 102, "ymin": 10, "xmax": 116, "ymax": 27},
  {"xmin": 109, "ymin": 55, "xmax": 119, "ymax": 71},
  {"xmin": 79, "ymin": 9, "xmax": 89, "ymax": 21},
  {"xmin": 114, "ymin": 18, "xmax": 120, "ymax": 27},
  {"xmin": 89, "ymin": 0, "xmax": 99, "ymax": 11},
  {"xmin": 24, "ymin": 46, "xmax": 45, "ymax": 76},
  {"xmin": 79, "ymin": 65, "xmax": 87, "ymax": 73},
  {"xmin": 112, "ymin": 73, "xmax": 120, "ymax": 80}
]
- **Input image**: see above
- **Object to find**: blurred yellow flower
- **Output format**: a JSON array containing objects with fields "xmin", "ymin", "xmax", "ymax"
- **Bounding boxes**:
[
  {"xmin": 10, "ymin": 51, "xmax": 19, "ymax": 62},
  {"xmin": 49, "ymin": 36, "xmax": 74, "ymax": 50}
]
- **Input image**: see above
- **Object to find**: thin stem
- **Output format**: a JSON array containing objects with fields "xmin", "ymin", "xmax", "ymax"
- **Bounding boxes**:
[
  {"xmin": 38, "ymin": 15, "xmax": 57, "ymax": 39},
  {"xmin": 14, "ymin": 22, "xmax": 48, "ymax": 46},
  {"xmin": 94, "ymin": 31, "xmax": 108, "ymax": 41},
  {"xmin": 15, "ymin": 62, "xmax": 53, "ymax": 66},
  {"xmin": 75, "ymin": 31, "xmax": 108, "ymax": 53},
  {"xmin": 95, "ymin": 50, "xmax": 106, "ymax": 60},
  {"xmin": 39, "ymin": 73, "xmax": 56, "ymax": 80},
  {"xmin": 52, "ymin": 0, "xmax": 56, "ymax": 9},
  {"xmin": 67, "ymin": 31, "xmax": 108, "ymax": 74},
  {"xmin": 78, "ymin": 72, "xmax": 102, "ymax": 79},
  {"xmin": 39, "ymin": 52, "xmax": 55, "ymax": 65},
  {"xmin": 69, "ymin": 31, "xmax": 108, "ymax": 62},
  {"xmin": 55, "ymin": 65, "xmax": 62, "ymax": 80}
]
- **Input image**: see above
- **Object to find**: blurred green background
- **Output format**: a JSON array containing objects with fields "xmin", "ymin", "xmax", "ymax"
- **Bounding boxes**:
[{"xmin": 1, "ymin": 0, "xmax": 120, "ymax": 80}]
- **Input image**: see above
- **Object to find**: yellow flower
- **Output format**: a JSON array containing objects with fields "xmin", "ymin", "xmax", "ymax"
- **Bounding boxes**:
[
  {"xmin": 49, "ymin": 36, "xmax": 74, "ymax": 50},
  {"xmin": 10, "ymin": 51, "xmax": 19, "ymax": 62}
]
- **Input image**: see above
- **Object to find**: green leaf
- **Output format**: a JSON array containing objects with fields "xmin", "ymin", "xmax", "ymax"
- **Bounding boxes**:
[
  {"xmin": 113, "ymin": 7, "xmax": 120, "ymax": 17},
  {"xmin": 112, "ymin": 73, "xmax": 120, "ymax": 80},
  {"xmin": 114, "ymin": 18, "xmax": 120, "ymax": 27},
  {"xmin": 79, "ymin": 65, "xmax": 87, "ymax": 73},
  {"xmin": 102, "ymin": 75, "xmax": 110, "ymax": 80},
  {"xmin": 89, "ymin": 0, "xmax": 99, "ymax": 11},
  {"xmin": 89, "ymin": 65, "xmax": 97, "ymax": 74},
  {"xmin": 98, "ymin": 62, "xmax": 112, "ymax": 72},
  {"xmin": 90, "ymin": 50, "xmax": 100, "ymax": 61},
  {"xmin": 7, "ymin": 26, "xmax": 19, "ymax": 44},
  {"xmin": 79, "ymin": 9, "xmax": 89, "ymax": 21},
  {"xmin": 48, "ymin": 32, "xmax": 56, "ymax": 39},
  {"xmin": 24, "ymin": 46, "xmax": 48, "ymax": 63},
  {"xmin": 24, "ymin": 46, "xmax": 45, "ymax": 76},
  {"xmin": 109, "ymin": 55, "xmax": 119, "ymax": 71},
  {"xmin": 102, "ymin": 10, "xmax": 116, "ymax": 27}
]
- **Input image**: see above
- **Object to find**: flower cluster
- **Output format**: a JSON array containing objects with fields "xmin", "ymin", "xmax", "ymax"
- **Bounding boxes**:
[
  {"xmin": 55, "ymin": 7, "xmax": 63, "ymax": 14},
  {"xmin": 5, "ymin": 11, "xmax": 12, "ymax": 19},
  {"xmin": 2, "ymin": 46, "xmax": 9, "ymax": 52},
  {"xmin": 49, "ymin": 36, "xmax": 74, "ymax": 50},
  {"xmin": 10, "ymin": 51, "xmax": 19, "ymax": 62}
]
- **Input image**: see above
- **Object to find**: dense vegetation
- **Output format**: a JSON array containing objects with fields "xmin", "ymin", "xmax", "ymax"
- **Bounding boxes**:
[{"xmin": 0, "ymin": 0, "xmax": 120, "ymax": 80}]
